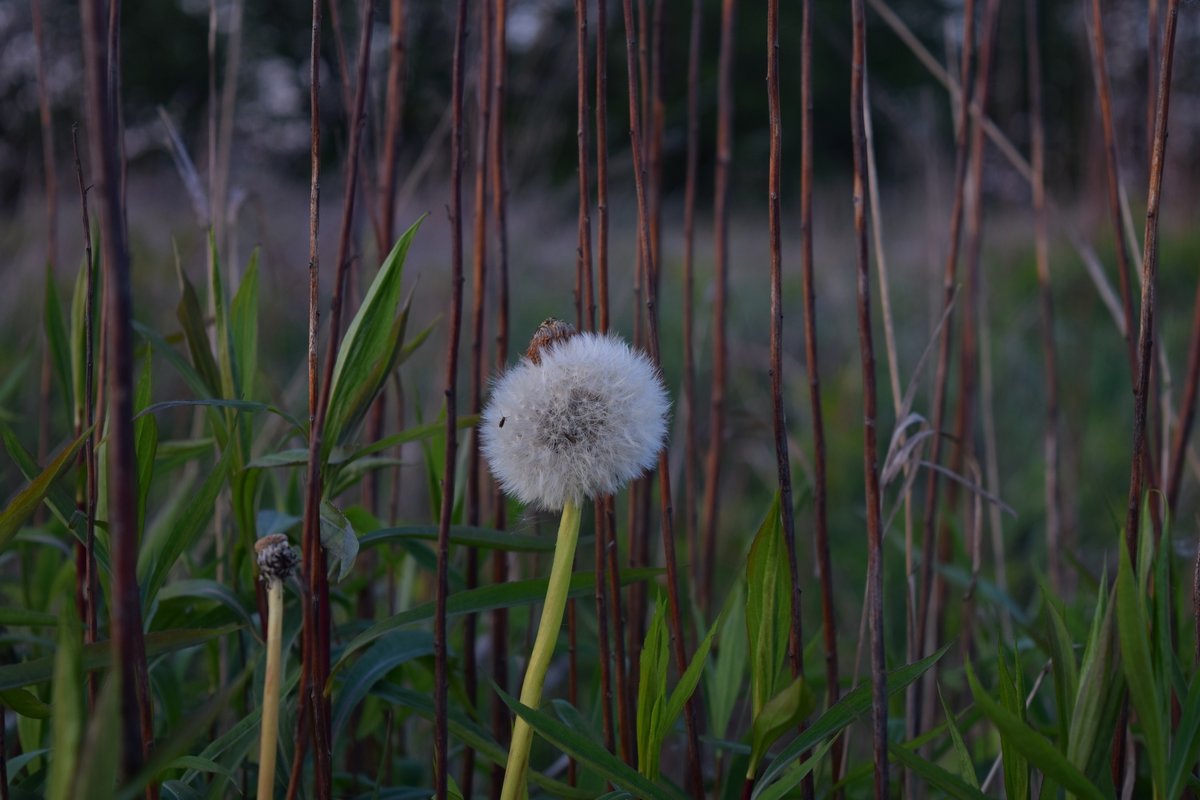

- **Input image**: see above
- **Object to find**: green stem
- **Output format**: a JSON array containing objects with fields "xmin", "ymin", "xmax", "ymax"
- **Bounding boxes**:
[
  {"xmin": 257, "ymin": 579, "xmax": 284, "ymax": 798},
  {"xmin": 500, "ymin": 499, "xmax": 583, "ymax": 800}
]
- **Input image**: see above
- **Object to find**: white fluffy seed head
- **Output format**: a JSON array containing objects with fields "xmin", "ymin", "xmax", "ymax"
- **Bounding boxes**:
[{"xmin": 481, "ymin": 328, "xmax": 670, "ymax": 511}]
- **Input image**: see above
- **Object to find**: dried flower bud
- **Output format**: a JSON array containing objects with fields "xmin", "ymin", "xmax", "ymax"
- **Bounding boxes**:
[
  {"xmin": 256, "ymin": 534, "xmax": 300, "ymax": 584},
  {"xmin": 524, "ymin": 318, "xmax": 578, "ymax": 364},
  {"xmin": 481, "ymin": 330, "xmax": 669, "ymax": 510}
]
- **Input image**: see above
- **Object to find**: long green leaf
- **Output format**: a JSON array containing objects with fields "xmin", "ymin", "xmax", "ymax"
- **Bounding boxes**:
[
  {"xmin": 47, "ymin": 602, "xmax": 83, "ymax": 800},
  {"xmin": 746, "ymin": 493, "xmax": 789, "ymax": 718},
  {"xmin": 359, "ymin": 523, "xmax": 555, "ymax": 553},
  {"xmin": 74, "ymin": 675, "xmax": 120, "ymax": 800},
  {"xmin": 938, "ymin": 686, "xmax": 978, "ymax": 789},
  {"xmin": 637, "ymin": 596, "xmax": 670, "ymax": 779},
  {"xmin": 752, "ymin": 646, "xmax": 950, "ymax": 797},
  {"xmin": 499, "ymin": 690, "xmax": 686, "ymax": 800},
  {"xmin": 231, "ymin": 250, "xmax": 259, "ymax": 398},
  {"xmin": 329, "ymin": 631, "xmax": 434, "ymax": 740},
  {"xmin": 748, "ymin": 676, "xmax": 815, "ymax": 779},
  {"xmin": 964, "ymin": 660, "xmax": 1105, "ymax": 800},
  {"xmin": 175, "ymin": 272, "xmax": 221, "ymax": 397},
  {"xmin": 156, "ymin": 579, "xmax": 257, "ymax": 633},
  {"xmin": 0, "ymin": 687, "xmax": 50, "ymax": 720},
  {"xmin": 888, "ymin": 743, "xmax": 989, "ymax": 800},
  {"xmin": 333, "ymin": 567, "xmax": 662, "ymax": 676},
  {"xmin": 0, "ymin": 626, "xmax": 238, "ymax": 690},
  {"xmin": 0, "ymin": 429, "xmax": 89, "ymax": 551},
  {"xmin": 326, "ymin": 217, "xmax": 423, "ymax": 450},
  {"xmin": 1067, "ymin": 580, "xmax": 1118, "ymax": 778},
  {"xmin": 997, "ymin": 649, "xmax": 1030, "ymax": 800},
  {"xmin": 1168, "ymin": 674, "xmax": 1200, "ymax": 799},
  {"xmin": 1116, "ymin": 540, "xmax": 1168, "ymax": 793},
  {"xmin": 138, "ymin": 443, "xmax": 235, "ymax": 603},
  {"xmin": 44, "ymin": 265, "xmax": 74, "ymax": 424}
]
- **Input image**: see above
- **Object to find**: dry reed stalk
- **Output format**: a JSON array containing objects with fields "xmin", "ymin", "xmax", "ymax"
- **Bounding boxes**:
[
  {"xmin": 648, "ymin": 0, "xmax": 664, "ymax": 298},
  {"xmin": 702, "ymin": 0, "xmax": 735, "ymax": 618},
  {"xmin": 767, "ymin": 6, "xmax": 812, "ymax": 797},
  {"xmin": 1167, "ymin": 283, "xmax": 1200, "ymax": 511},
  {"xmin": 1027, "ymin": 0, "xmax": 1063, "ymax": 594},
  {"xmin": 911, "ymin": 0, "xmax": 974, "ymax": 744},
  {"xmin": 489, "ymin": 5, "xmax": 511, "ymax": 794},
  {"xmin": 1125, "ymin": 0, "xmax": 1180, "ymax": 564},
  {"xmin": 596, "ymin": 0, "xmax": 611, "ymax": 335},
  {"xmin": 286, "ymin": 0, "xmax": 324, "ymax": 794},
  {"xmin": 593, "ymin": 501, "xmax": 616, "ymax": 756},
  {"xmin": 620, "ymin": 0, "xmax": 704, "ymax": 792},
  {"xmin": 0, "ymin": 706, "xmax": 6, "ymax": 800},
  {"xmin": 71, "ymin": 125, "xmax": 100, "ymax": 709},
  {"xmin": 436, "ymin": 1, "xmax": 469, "ymax": 796},
  {"xmin": 362, "ymin": 0, "xmax": 408, "ymax": 520},
  {"xmin": 850, "ymin": 1, "xmax": 886, "ymax": 796},
  {"xmin": 297, "ymin": 2, "xmax": 377, "ymax": 796},
  {"xmin": 80, "ymin": 0, "xmax": 155, "ymax": 792},
  {"xmin": 1147, "ymin": 0, "xmax": 1159, "ymax": 168},
  {"xmin": 1084, "ymin": 0, "xmax": 1137, "ymax": 376},
  {"xmin": 682, "ymin": 0, "xmax": 701, "ymax": 600},
  {"xmin": 106, "ymin": 0, "xmax": 127, "ymax": 232},
  {"xmin": 799, "ymin": 0, "xmax": 841, "ymax": 790},
  {"xmin": 766, "ymin": 0, "xmax": 804, "ymax": 698},
  {"xmin": 463, "ymin": 3, "xmax": 495, "ymax": 794},
  {"xmin": 576, "ymin": 0, "xmax": 595, "ymax": 333},
  {"xmin": 32, "ymin": 0, "xmax": 56, "ymax": 488}
]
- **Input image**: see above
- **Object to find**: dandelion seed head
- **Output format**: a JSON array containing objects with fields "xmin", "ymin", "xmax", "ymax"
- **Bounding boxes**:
[
  {"xmin": 256, "ymin": 534, "xmax": 300, "ymax": 583},
  {"xmin": 481, "ymin": 327, "xmax": 670, "ymax": 510}
]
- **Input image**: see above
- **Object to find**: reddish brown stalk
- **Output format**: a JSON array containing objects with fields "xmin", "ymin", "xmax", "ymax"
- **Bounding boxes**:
[
  {"xmin": 288, "ymin": 0, "xmax": 324, "ymax": 793},
  {"xmin": 488, "ymin": 4, "xmax": 511, "ymax": 794},
  {"xmin": 799, "ymin": 0, "xmax": 841, "ymax": 789},
  {"xmin": 32, "ymin": 0, "xmax": 56, "ymax": 484},
  {"xmin": 436, "ymin": 1, "xmax": 469, "ymax": 796},
  {"xmin": 850, "ymin": 1, "xmax": 886, "ymax": 797},
  {"xmin": 768, "ymin": 6, "xmax": 812, "ymax": 796},
  {"xmin": 1027, "ymin": 0, "xmax": 1064, "ymax": 594},
  {"xmin": 0, "ymin": 706, "xmax": 6, "ymax": 800},
  {"xmin": 106, "ymin": 0, "xmax": 127, "ymax": 233},
  {"xmin": 1084, "ymin": 0, "xmax": 1137, "ymax": 376},
  {"xmin": 594, "ymin": 502, "xmax": 616, "ymax": 756},
  {"xmin": 595, "ymin": 0, "xmax": 611, "ymax": 335},
  {"xmin": 913, "ymin": 0, "xmax": 974, "ymax": 732},
  {"xmin": 1147, "ymin": 0, "xmax": 1159, "ymax": 169},
  {"xmin": 362, "ymin": 0, "xmax": 408, "ymax": 518},
  {"xmin": 647, "ymin": 0, "xmax": 664, "ymax": 295},
  {"xmin": 702, "ymin": 0, "xmax": 735, "ymax": 618},
  {"xmin": 605, "ymin": 496, "xmax": 635, "ymax": 766},
  {"xmin": 620, "ymin": 1, "xmax": 703, "ymax": 793},
  {"xmin": 1167, "ymin": 280, "xmax": 1200, "ymax": 511},
  {"xmin": 766, "ymin": 0, "xmax": 804, "ymax": 693},
  {"xmin": 463, "ymin": 3, "xmax": 494, "ymax": 795},
  {"xmin": 681, "ymin": 0, "xmax": 701, "ymax": 598},
  {"xmin": 80, "ymin": 0, "xmax": 154, "ymax": 792},
  {"xmin": 298, "ymin": 1, "xmax": 376, "ymax": 796},
  {"xmin": 576, "ymin": 0, "xmax": 595, "ymax": 332},
  {"xmin": 1125, "ymin": 0, "xmax": 1180, "ymax": 563},
  {"xmin": 71, "ymin": 125, "xmax": 100, "ymax": 708}
]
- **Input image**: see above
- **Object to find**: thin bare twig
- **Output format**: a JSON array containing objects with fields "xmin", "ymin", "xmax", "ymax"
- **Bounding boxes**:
[
  {"xmin": 1028, "ymin": 0, "xmax": 1064, "ymax": 594},
  {"xmin": 1125, "ymin": 0, "xmax": 1180, "ymax": 563},
  {"xmin": 800, "ymin": 0, "xmax": 842, "ymax": 791},
  {"xmin": 436, "ymin": 1, "xmax": 469, "ymax": 796},
  {"xmin": 620, "ymin": 0, "xmax": 704, "ymax": 792},
  {"xmin": 80, "ymin": 0, "xmax": 154, "ymax": 791},
  {"xmin": 463, "ymin": 2, "xmax": 494, "ymax": 793},
  {"xmin": 681, "ymin": 0, "xmax": 701, "ymax": 604},
  {"xmin": 850, "ymin": 1, "xmax": 886, "ymax": 796},
  {"xmin": 489, "ymin": 3, "xmax": 511, "ymax": 796},
  {"xmin": 702, "ymin": 0, "xmax": 735, "ymax": 618}
]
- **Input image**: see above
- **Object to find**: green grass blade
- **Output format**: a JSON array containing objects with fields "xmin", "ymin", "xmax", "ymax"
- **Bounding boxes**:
[
  {"xmin": 329, "ymin": 630, "xmax": 434, "ymax": 741},
  {"xmin": 332, "ymin": 567, "xmax": 662, "ymax": 677},
  {"xmin": 938, "ymin": 685, "xmax": 979, "ymax": 789},
  {"xmin": 0, "ymin": 428, "xmax": 89, "ymax": 552},
  {"xmin": 175, "ymin": 272, "xmax": 221, "ymax": 397},
  {"xmin": 965, "ymin": 660, "xmax": 1105, "ymax": 800},
  {"xmin": 752, "ymin": 645, "xmax": 950, "ymax": 797},
  {"xmin": 74, "ymin": 675, "xmax": 121, "ymax": 800},
  {"xmin": 997, "ymin": 649, "xmax": 1030, "ymax": 800},
  {"xmin": 47, "ymin": 603, "xmax": 83, "ymax": 800},
  {"xmin": 1168, "ymin": 674, "xmax": 1200, "ymax": 798},
  {"xmin": 156, "ymin": 579, "xmax": 258, "ymax": 633},
  {"xmin": 44, "ymin": 265, "xmax": 74, "ymax": 425},
  {"xmin": 888, "ymin": 743, "xmax": 989, "ymax": 800},
  {"xmin": 746, "ymin": 493, "xmax": 789, "ymax": 717},
  {"xmin": 0, "ymin": 626, "xmax": 239, "ymax": 690},
  {"xmin": 1067, "ymin": 581, "xmax": 1118, "ymax": 778},
  {"xmin": 229, "ymin": 249, "xmax": 259, "ymax": 400},
  {"xmin": 637, "ymin": 595, "xmax": 670, "ymax": 779},
  {"xmin": 359, "ymin": 524, "xmax": 556, "ymax": 553},
  {"xmin": 748, "ymin": 676, "xmax": 815, "ymax": 779},
  {"xmin": 1116, "ymin": 540, "xmax": 1168, "ymax": 792},
  {"xmin": 498, "ymin": 689, "xmax": 686, "ymax": 800}
]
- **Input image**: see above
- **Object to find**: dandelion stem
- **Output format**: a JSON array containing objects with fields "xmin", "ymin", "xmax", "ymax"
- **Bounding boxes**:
[
  {"xmin": 501, "ymin": 499, "xmax": 583, "ymax": 800},
  {"xmin": 257, "ymin": 579, "xmax": 285, "ymax": 799}
]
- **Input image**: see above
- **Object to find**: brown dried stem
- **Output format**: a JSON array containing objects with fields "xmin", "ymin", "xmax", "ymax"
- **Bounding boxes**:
[
  {"xmin": 576, "ymin": 0, "xmax": 595, "ymax": 333},
  {"xmin": 463, "ymin": 3, "xmax": 494, "ymax": 795},
  {"xmin": 702, "ymin": 0, "xmax": 735, "ymax": 619},
  {"xmin": 1125, "ymin": 0, "xmax": 1180, "ymax": 563},
  {"xmin": 489, "ymin": 4, "xmax": 511, "ymax": 794},
  {"xmin": 681, "ymin": 0, "xmax": 701, "ymax": 601},
  {"xmin": 912, "ymin": 0, "xmax": 974, "ymax": 740},
  {"xmin": 800, "ymin": 0, "xmax": 842, "ymax": 789},
  {"xmin": 620, "ymin": 0, "xmax": 704, "ymax": 793},
  {"xmin": 436, "ymin": 1, "xmax": 469, "ymax": 796},
  {"xmin": 850, "ymin": 1, "xmax": 886, "ymax": 796},
  {"xmin": 595, "ymin": 0, "xmax": 611, "ymax": 335},
  {"xmin": 1027, "ymin": 0, "xmax": 1063, "ymax": 594},
  {"xmin": 71, "ymin": 125, "xmax": 100, "ymax": 708},
  {"xmin": 80, "ymin": 0, "xmax": 155, "ymax": 791}
]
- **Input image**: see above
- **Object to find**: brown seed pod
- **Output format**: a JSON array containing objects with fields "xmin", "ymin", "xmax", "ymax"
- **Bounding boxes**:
[
  {"xmin": 256, "ymin": 534, "xmax": 300, "ymax": 584},
  {"xmin": 524, "ymin": 318, "xmax": 578, "ymax": 364}
]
